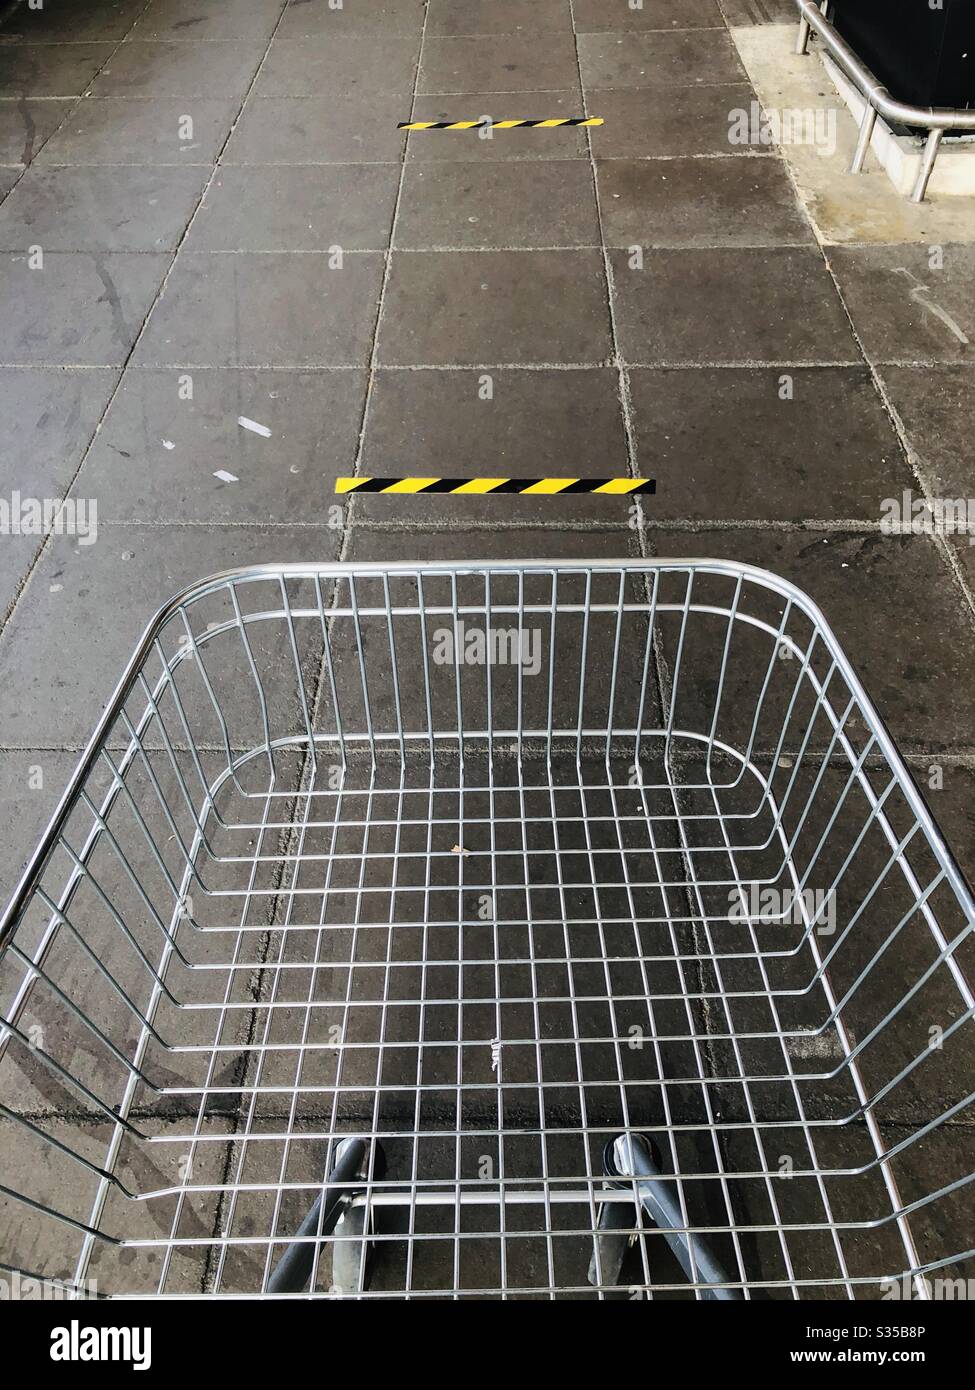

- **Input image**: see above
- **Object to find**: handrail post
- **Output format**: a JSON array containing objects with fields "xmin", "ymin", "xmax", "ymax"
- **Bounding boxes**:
[
  {"xmin": 912, "ymin": 128, "xmax": 944, "ymax": 203},
  {"xmin": 850, "ymin": 103, "xmax": 877, "ymax": 175}
]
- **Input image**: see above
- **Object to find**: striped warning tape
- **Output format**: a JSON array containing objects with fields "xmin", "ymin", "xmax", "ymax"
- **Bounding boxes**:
[
  {"xmin": 399, "ymin": 117, "xmax": 604, "ymax": 130},
  {"xmin": 336, "ymin": 477, "xmax": 654, "ymax": 496}
]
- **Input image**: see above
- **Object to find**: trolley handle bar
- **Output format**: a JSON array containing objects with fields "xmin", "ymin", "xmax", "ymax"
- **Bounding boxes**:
[
  {"xmin": 267, "ymin": 1138, "xmax": 366, "ymax": 1295},
  {"xmin": 609, "ymin": 1135, "xmax": 743, "ymax": 1301}
]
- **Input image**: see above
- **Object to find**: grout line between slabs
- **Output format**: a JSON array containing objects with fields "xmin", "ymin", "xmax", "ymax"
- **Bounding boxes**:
[
  {"xmin": 0, "ymin": 82, "xmax": 754, "ymax": 97},
  {"xmin": 1, "ymin": 152, "xmax": 786, "ymax": 169},
  {"xmin": 2, "ymin": 24, "xmax": 732, "ymax": 46},
  {"xmin": 568, "ymin": 0, "xmax": 640, "ymax": 532},
  {"xmin": 85, "ymin": 518, "xmax": 927, "ymax": 533},
  {"xmin": 3, "ymin": 742, "xmax": 975, "ymax": 760},
  {"xmin": 9, "ymin": 359, "xmax": 972, "ymax": 371},
  {"xmin": 0, "ymin": 241, "xmax": 821, "ymax": 255},
  {"xmin": 339, "ymin": 0, "xmax": 432, "ymax": 561},
  {"xmin": 0, "ymin": 154, "xmax": 780, "ymax": 170}
]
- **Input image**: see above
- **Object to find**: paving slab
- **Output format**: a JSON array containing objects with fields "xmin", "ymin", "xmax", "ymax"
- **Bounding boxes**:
[
  {"xmin": 574, "ymin": 0, "xmax": 725, "ymax": 29},
  {"xmin": 346, "ymin": 525, "xmax": 637, "ymax": 566},
  {"xmin": 608, "ymin": 246, "xmax": 859, "ymax": 364},
  {"xmin": 426, "ymin": 0, "xmax": 572, "ymax": 35},
  {"xmin": 0, "ymin": 364, "xmax": 119, "ymax": 498},
  {"xmin": 0, "ymin": 535, "xmax": 42, "ymax": 628},
  {"xmin": 185, "ymin": 164, "xmax": 400, "ymax": 252},
  {"xmin": 353, "ymin": 367, "xmax": 631, "ymax": 523},
  {"xmin": 878, "ymin": 365, "xmax": 975, "ymax": 502},
  {"xmin": 828, "ymin": 244, "xmax": 975, "ymax": 366},
  {"xmin": 407, "ymin": 91, "xmax": 588, "ymax": 160},
  {"xmin": 395, "ymin": 159, "xmax": 598, "ymax": 249},
  {"xmin": 225, "ymin": 90, "xmax": 408, "ymax": 164},
  {"xmin": 0, "ymin": 522, "xmax": 345, "ymax": 749},
  {"xmin": 587, "ymin": 85, "xmax": 758, "ymax": 158},
  {"xmin": 133, "ymin": 251, "xmax": 384, "ymax": 367},
  {"xmin": 878, "ymin": 1122, "xmax": 975, "ymax": 1287},
  {"xmin": 128, "ymin": 0, "xmax": 286, "ymax": 44},
  {"xmin": 646, "ymin": 527, "xmax": 974, "ymax": 753},
  {"xmin": 914, "ymin": 762, "xmax": 975, "ymax": 888},
  {"xmin": 718, "ymin": 0, "xmax": 797, "ymax": 21},
  {"xmin": 254, "ymin": 33, "xmax": 419, "ymax": 98},
  {"xmin": 277, "ymin": 0, "xmax": 426, "ymax": 35},
  {"xmin": 0, "ymin": 750, "xmax": 80, "ymax": 907},
  {"xmin": 0, "ymin": 164, "xmax": 209, "ymax": 252},
  {"xmin": 946, "ymin": 535, "xmax": 975, "ymax": 597},
  {"xmin": 596, "ymin": 154, "xmax": 813, "ymax": 248},
  {"xmin": 419, "ymin": 34, "xmax": 581, "ymax": 95},
  {"xmin": 0, "ymin": 97, "xmax": 73, "ymax": 167},
  {"xmin": 577, "ymin": 29, "xmax": 746, "ymax": 89},
  {"xmin": 83, "ymin": 366, "xmax": 367, "ymax": 522},
  {"xmin": 0, "ymin": 42, "xmax": 116, "ymax": 97},
  {"xmin": 630, "ymin": 366, "xmax": 909, "ymax": 521},
  {"xmin": 89, "ymin": 40, "xmax": 264, "ymax": 98},
  {"xmin": 35, "ymin": 96, "xmax": 239, "ymax": 165},
  {"xmin": 0, "ymin": 251, "xmax": 167, "ymax": 365},
  {"xmin": 0, "ymin": 0, "xmax": 144, "ymax": 42},
  {"xmin": 376, "ymin": 249, "xmax": 613, "ymax": 366}
]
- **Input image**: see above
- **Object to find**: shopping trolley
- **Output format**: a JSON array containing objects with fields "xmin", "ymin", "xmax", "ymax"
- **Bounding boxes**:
[{"xmin": 1, "ymin": 559, "xmax": 973, "ymax": 1299}]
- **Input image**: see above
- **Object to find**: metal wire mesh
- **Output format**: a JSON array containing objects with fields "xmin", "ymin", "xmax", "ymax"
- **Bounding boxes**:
[{"xmin": 1, "ymin": 559, "xmax": 973, "ymax": 1299}]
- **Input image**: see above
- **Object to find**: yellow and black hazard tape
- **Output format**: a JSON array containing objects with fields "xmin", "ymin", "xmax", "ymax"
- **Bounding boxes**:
[
  {"xmin": 336, "ymin": 477, "xmax": 654, "ymax": 496},
  {"xmin": 399, "ymin": 117, "xmax": 604, "ymax": 130}
]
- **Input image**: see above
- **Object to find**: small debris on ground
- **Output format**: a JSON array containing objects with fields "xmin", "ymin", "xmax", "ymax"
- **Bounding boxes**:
[{"xmin": 238, "ymin": 416, "xmax": 272, "ymax": 438}]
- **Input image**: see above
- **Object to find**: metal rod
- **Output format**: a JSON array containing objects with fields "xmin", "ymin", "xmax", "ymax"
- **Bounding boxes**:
[
  {"xmin": 850, "ymin": 104, "xmax": 877, "ymax": 174},
  {"xmin": 912, "ymin": 128, "xmax": 944, "ymax": 203},
  {"xmin": 588, "ymin": 1194, "xmax": 636, "ymax": 1289}
]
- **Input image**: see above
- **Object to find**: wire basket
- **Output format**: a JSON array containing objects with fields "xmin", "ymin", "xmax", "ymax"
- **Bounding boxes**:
[{"xmin": 1, "ymin": 559, "xmax": 973, "ymax": 1300}]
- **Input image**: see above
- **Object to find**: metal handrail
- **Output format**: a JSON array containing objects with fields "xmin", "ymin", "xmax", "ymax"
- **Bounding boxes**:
[{"xmin": 794, "ymin": 0, "xmax": 975, "ymax": 201}]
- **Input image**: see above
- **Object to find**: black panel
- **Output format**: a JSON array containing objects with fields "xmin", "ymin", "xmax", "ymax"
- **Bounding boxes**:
[{"xmin": 831, "ymin": 0, "xmax": 975, "ymax": 127}]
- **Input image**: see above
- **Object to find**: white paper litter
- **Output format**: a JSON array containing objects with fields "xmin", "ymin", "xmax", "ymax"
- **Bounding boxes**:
[
  {"xmin": 238, "ymin": 416, "xmax": 272, "ymax": 438},
  {"xmin": 213, "ymin": 470, "xmax": 238, "ymax": 483},
  {"xmin": 162, "ymin": 440, "xmax": 175, "ymax": 450}
]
